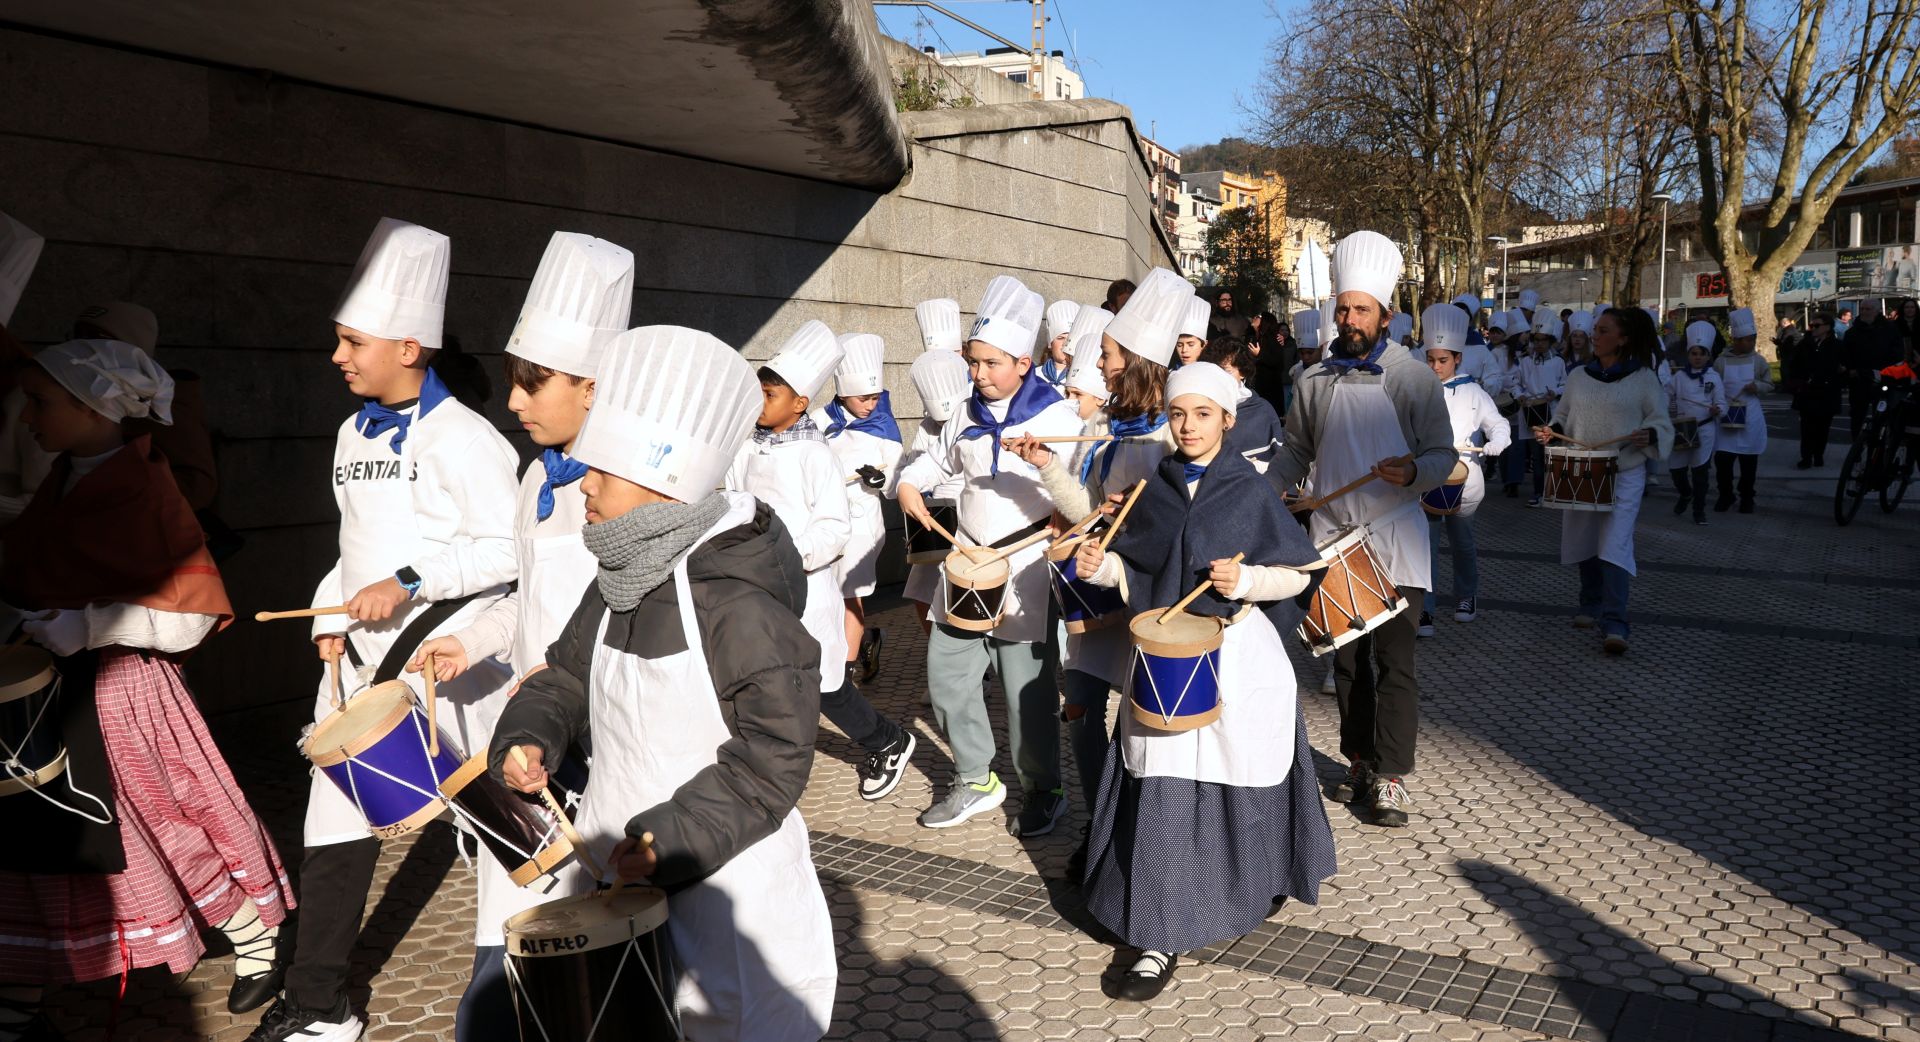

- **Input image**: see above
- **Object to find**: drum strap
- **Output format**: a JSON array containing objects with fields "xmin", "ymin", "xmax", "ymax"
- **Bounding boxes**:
[
  {"xmin": 344, "ymin": 585, "xmax": 511, "ymax": 682},
  {"xmin": 980, "ymin": 519, "xmax": 1048, "ymax": 550}
]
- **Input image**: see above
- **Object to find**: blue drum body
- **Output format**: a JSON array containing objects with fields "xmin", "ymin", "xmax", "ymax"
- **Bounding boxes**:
[
  {"xmin": 1048, "ymin": 538, "xmax": 1127, "ymax": 634},
  {"xmin": 1721, "ymin": 404, "xmax": 1748, "ymax": 428},
  {"xmin": 1420, "ymin": 482, "xmax": 1465, "ymax": 515},
  {"xmin": 1126, "ymin": 609, "xmax": 1224, "ymax": 731},
  {"xmin": 307, "ymin": 682, "xmax": 465, "ymax": 839}
]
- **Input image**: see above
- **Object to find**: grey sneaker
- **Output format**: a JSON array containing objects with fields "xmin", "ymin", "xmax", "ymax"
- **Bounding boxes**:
[
  {"xmin": 1008, "ymin": 788, "xmax": 1068, "ymax": 837},
  {"xmin": 918, "ymin": 773, "xmax": 1006, "ymax": 829},
  {"xmin": 1370, "ymin": 776, "xmax": 1411, "ymax": 827}
]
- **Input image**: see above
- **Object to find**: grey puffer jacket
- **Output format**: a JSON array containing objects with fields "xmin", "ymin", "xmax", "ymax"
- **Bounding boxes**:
[{"xmin": 489, "ymin": 499, "xmax": 821, "ymax": 891}]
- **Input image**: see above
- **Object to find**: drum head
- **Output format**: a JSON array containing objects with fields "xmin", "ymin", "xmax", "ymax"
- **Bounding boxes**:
[
  {"xmin": 306, "ymin": 681, "xmax": 414, "ymax": 762},
  {"xmin": 1445, "ymin": 459, "xmax": 1470, "ymax": 484},
  {"xmin": 505, "ymin": 886, "xmax": 670, "ymax": 958},
  {"xmin": 1314, "ymin": 523, "xmax": 1366, "ymax": 556},
  {"xmin": 945, "ymin": 551, "xmax": 1010, "ymax": 587},
  {"xmin": 1129, "ymin": 608, "xmax": 1225, "ymax": 656},
  {"xmin": 0, "ymin": 645, "xmax": 54, "ymax": 704}
]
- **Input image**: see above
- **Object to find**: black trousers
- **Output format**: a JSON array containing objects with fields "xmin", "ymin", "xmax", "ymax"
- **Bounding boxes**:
[
  {"xmin": 1714, "ymin": 451, "xmax": 1757, "ymax": 505},
  {"xmin": 819, "ymin": 679, "xmax": 901, "ymax": 753},
  {"xmin": 1798, "ymin": 407, "xmax": 1836, "ymax": 463},
  {"xmin": 1334, "ymin": 586, "xmax": 1422, "ymax": 777},
  {"xmin": 1673, "ymin": 463, "xmax": 1710, "ymax": 515},
  {"xmin": 284, "ymin": 838, "xmax": 381, "ymax": 1013}
]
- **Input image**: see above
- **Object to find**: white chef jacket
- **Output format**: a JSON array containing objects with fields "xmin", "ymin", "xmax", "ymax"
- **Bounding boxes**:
[
  {"xmin": 812, "ymin": 411, "xmax": 904, "ymax": 597},
  {"xmin": 726, "ymin": 434, "xmax": 852, "ymax": 680}
]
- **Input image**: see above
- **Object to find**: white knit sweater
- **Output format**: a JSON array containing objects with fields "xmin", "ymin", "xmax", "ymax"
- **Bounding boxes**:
[{"xmin": 1550, "ymin": 365, "xmax": 1674, "ymax": 470}]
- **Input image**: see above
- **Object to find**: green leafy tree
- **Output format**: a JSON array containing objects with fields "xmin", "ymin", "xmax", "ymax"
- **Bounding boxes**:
[{"xmin": 1204, "ymin": 207, "xmax": 1287, "ymax": 314}]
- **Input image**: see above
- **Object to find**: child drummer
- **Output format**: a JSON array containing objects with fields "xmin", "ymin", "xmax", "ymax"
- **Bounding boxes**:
[
  {"xmin": 1417, "ymin": 304, "xmax": 1510, "ymax": 634},
  {"xmin": 248, "ymin": 218, "xmax": 521, "ymax": 1042},
  {"xmin": 1071, "ymin": 362, "xmax": 1336, "ymax": 1001},
  {"xmin": 491, "ymin": 325, "xmax": 837, "ymax": 1042},
  {"xmin": 1669, "ymin": 321, "xmax": 1726, "ymax": 524},
  {"xmin": 901, "ymin": 337, "xmax": 972, "ymax": 633},
  {"xmin": 819, "ymin": 333, "xmax": 904, "ymax": 686}
]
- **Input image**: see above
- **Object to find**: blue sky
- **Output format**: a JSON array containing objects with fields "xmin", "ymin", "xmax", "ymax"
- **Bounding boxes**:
[{"xmin": 873, "ymin": 0, "xmax": 1284, "ymax": 150}]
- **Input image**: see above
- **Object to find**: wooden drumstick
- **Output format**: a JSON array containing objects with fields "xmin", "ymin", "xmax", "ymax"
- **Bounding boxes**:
[
  {"xmin": 327, "ymin": 647, "xmax": 345, "ymax": 711},
  {"xmin": 1048, "ymin": 504, "xmax": 1107, "ymax": 551},
  {"xmin": 975, "ymin": 528, "xmax": 1053, "ymax": 567},
  {"xmin": 918, "ymin": 513, "xmax": 989, "ymax": 564},
  {"xmin": 424, "ymin": 652, "xmax": 439, "ymax": 758},
  {"xmin": 1158, "ymin": 552, "xmax": 1245, "ymax": 625},
  {"xmin": 255, "ymin": 605, "xmax": 350, "ymax": 622},
  {"xmin": 1095, "ymin": 479, "xmax": 1148, "ymax": 553},
  {"xmin": 1015, "ymin": 434, "xmax": 1117, "ymax": 444},
  {"xmin": 508, "ymin": 745, "xmax": 607, "ymax": 882}
]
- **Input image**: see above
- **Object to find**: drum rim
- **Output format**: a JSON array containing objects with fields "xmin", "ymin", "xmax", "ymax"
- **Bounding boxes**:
[
  {"xmin": 441, "ymin": 752, "xmax": 577, "ymax": 878},
  {"xmin": 0, "ymin": 646, "xmax": 54, "ymax": 705},
  {"xmin": 943, "ymin": 550, "xmax": 1010, "ymax": 586},
  {"xmin": 0, "ymin": 749, "xmax": 67, "ymax": 796},
  {"xmin": 305, "ymin": 683, "xmax": 417, "ymax": 767},
  {"xmin": 1313, "ymin": 523, "xmax": 1368, "ymax": 555},
  {"xmin": 437, "ymin": 751, "xmax": 494, "ymax": 799},
  {"xmin": 1128, "ymin": 607, "xmax": 1225, "ymax": 655},
  {"xmin": 505, "ymin": 886, "xmax": 671, "ymax": 957}
]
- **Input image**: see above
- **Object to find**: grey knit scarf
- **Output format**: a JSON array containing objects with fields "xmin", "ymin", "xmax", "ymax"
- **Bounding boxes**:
[{"xmin": 579, "ymin": 495, "xmax": 732, "ymax": 611}]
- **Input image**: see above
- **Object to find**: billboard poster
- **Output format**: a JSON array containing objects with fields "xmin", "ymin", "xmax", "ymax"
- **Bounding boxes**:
[
  {"xmin": 1837, "ymin": 246, "xmax": 1920, "ymax": 294},
  {"xmin": 1682, "ymin": 263, "xmax": 1838, "ymax": 306}
]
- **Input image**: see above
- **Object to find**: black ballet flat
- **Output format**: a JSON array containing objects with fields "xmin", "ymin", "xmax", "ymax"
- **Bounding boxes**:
[
  {"xmin": 1115, "ymin": 951, "xmax": 1178, "ymax": 1002},
  {"xmin": 228, "ymin": 964, "xmax": 285, "ymax": 1014}
]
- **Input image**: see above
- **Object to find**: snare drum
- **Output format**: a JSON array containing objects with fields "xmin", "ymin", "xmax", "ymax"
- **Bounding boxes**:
[
  {"xmin": 941, "ymin": 551, "xmax": 1009, "ymax": 633},
  {"xmin": 1542, "ymin": 446, "xmax": 1619, "ymax": 512},
  {"xmin": 1420, "ymin": 460, "xmax": 1471, "ymax": 516},
  {"xmin": 305, "ymin": 681, "xmax": 466, "ymax": 839},
  {"xmin": 1047, "ymin": 535, "xmax": 1127, "ymax": 635},
  {"xmin": 505, "ymin": 886, "xmax": 681, "ymax": 1042},
  {"xmin": 0, "ymin": 646, "xmax": 65, "ymax": 796},
  {"xmin": 1298, "ymin": 525, "xmax": 1407, "ymax": 656},
  {"xmin": 1127, "ymin": 608, "xmax": 1224, "ymax": 731},
  {"xmin": 1673, "ymin": 418, "xmax": 1701, "ymax": 451},
  {"xmin": 904, "ymin": 503, "xmax": 959, "ymax": 564},
  {"xmin": 439, "ymin": 753, "xmax": 574, "ymax": 887},
  {"xmin": 1720, "ymin": 404, "xmax": 1747, "ymax": 428}
]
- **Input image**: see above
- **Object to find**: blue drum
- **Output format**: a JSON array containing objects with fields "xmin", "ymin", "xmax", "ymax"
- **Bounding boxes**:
[
  {"xmin": 1420, "ymin": 460, "xmax": 1471, "ymax": 516},
  {"xmin": 1126, "ymin": 608, "xmax": 1224, "ymax": 731},
  {"xmin": 1721, "ymin": 404, "xmax": 1748, "ymax": 428},
  {"xmin": 1047, "ymin": 534, "xmax": 1128, "ymax": 635},
  {"xmin": 305, "ymin": 681, "xmax": 465, "ymax": 839}
]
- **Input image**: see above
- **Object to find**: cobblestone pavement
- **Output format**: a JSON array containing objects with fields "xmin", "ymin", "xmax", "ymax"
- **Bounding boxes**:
[{"xmin": 39, "ymin": 397, "xmax": 1920, "ymax": 1041}]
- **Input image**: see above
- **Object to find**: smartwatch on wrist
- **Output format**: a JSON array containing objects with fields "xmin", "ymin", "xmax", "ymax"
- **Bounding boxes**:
[{"xmin": 395, "ymin": 567, "xmax": 423, "ymax": 599}]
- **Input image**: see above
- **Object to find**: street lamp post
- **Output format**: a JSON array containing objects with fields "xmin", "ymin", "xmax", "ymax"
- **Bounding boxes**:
[
  {"xmin": 1487, "ymin": 235, "xmax": 1509, "ymax": 312},
  {"xmin": 1651, "ymin": 192, "xmax": 1673, "ymax": 319},
  {"xmin": 1577, "ymin": 276, "xmax": 1590, "ymax": 310}
]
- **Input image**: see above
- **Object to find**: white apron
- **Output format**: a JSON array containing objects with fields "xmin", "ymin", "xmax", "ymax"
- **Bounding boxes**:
[
  {"xmin": 1559, "ymin": 462, "xmax": 1647, "ymax": 575},
  {"xmin": 564, "ymin": 532, "xmax": 836, "ymax": 1042},
  {"xmin": 1668, "ymin": 373, "xmax": 1721, "ymax": 469},
  {"xmin": 1308, "ymin": 379, "xmax": 1430, "ymax": 592},
  {"xmin": 1118, "ymin": 606, "xmax": 1297, "ymax": 788},
  {"xmin": 1717, "ymin": 360, "xmax": 1769, "ymax": 455}
]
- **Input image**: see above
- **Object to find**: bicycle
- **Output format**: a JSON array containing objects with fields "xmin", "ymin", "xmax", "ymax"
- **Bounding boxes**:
[{"xmin": 1834, "ymin": 373, "xmax": 1917, "ymax": 525}]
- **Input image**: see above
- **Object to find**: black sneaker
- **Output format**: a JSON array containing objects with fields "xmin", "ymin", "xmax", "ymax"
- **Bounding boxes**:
[
  {"xmin": 1453, "ymin": 598, "xmax": 1478, "ymax": 623},
  {"xmin": 857, "ymin": 628, "xmax": 884, "ymax": 684},
  {"xmin": 857, "ymin": 731, "xmax": 916, "ymax": 801},
  {"xmin": 1008, "ymin": 788, "xmax": 1068, "ymax": 837},
  {"xmin": 1328, "ymin": 761, "xmax": 1376, "ymax": 803},
  {"xmin": 1415, "ymin": 611, "xmax": 1435, "ymax": 638},
  {"xmin": 1672, "ymin": 496, "xmax": 1689, "ymax": 515},
  {"xmin": 1115, "ymin": 951, "xmax": 1179, "ymax": 1002},
  {"xmin": 244, "ymin": 998, "xmax": 364, "ymax": 1042}
]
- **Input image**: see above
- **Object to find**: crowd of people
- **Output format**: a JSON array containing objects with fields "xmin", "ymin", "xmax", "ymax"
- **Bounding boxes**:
[{"xmin": 0, "ymin": 203, "xmax": 1898, "ymax": 1042}]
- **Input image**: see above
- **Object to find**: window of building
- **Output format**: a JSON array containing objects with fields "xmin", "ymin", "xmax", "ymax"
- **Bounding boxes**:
[{"xmin": 1007, "ymin": 71, "xmax": 1027, "ymax": 84}]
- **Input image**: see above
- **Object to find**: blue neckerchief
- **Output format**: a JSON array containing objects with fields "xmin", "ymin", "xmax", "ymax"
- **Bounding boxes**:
[
  {"xmin": 536, "ymin": 448, "xmax": 588, "ymax": 522},
  {"xmin": 1583, "ymin": 355, "xmax": 1643, "ymax": 384},
  {"xmin": 1681, "ymin": 364, "xmax": 1709, "ymax": 383},
  {"xmin": 1444, "ymin": 375, "xmax": 1476, "ymax": 389},
  {"xmin": 824, "ymin": 392, "xmax": 903, "ymax": 443},
  {"xmin": 959, "ymin": 375, "xmax": 1063, "ymax": 474},
  {"xmin": 1037, "ymin": 358, "xmax": 1068, "ymax": 389},
  {"xmin": 752, "ymin": 412, "xmax": 825, "ymax": 446},
  {"xmin": 1080, "ymin": 410, "xmax": 1168, "ymax": 483},
  {"xmin": 1180, "ymin": 460, "xmax": 1208, "ymax": 484},
  {"xmin": 355, "ymin": 368, "xmax": 451, "ymax": 455},
  {"xmin": 1325, "ymin": 338, "xmax": 1388, "ymax": 376}
]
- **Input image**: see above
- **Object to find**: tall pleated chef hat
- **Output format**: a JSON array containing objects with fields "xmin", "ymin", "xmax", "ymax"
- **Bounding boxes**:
[
  {"xmin": 834, "ymin": 333, "xmax": 886, "ymax": 397},
  {"xmin": 764, "ymin": 319, "xmax": 845, "ymax": 402},
  {"xmin": 1165, "ymin": 361, "xmax": 1239, "ymax": 416},
  {"xmin": 1389, "ymin": 312, "xmax": 1414, "ymax": 341},
  {"xmin": 1066, "ymin": 360, "xmax": 1110, "ymax": 401},
  {"xmin": 573, "ymin": 325, "xmax": 758, "ymax": 500},
  {"xmin": 1420, "ymin": 303, "xmax": 1467, "ymax": 354},
  {"xmin": 969, "ymin": 275, "xmax": 1045, "ymax": 359},
  {"xmin": 1568, "ymin": 311, "xmax": 1595, "ymax": 336},
  {"xmin": 910, "ymin": 347, "xmax": 972, "ymax": 423},
  {"xmin": 334, "ymin": 217, "xmax": 450, "ymax": 350},
  {"xmin": 1044, "ymin": 300, "xmax": 1082, "ymax": 343},
  {"xmin": 1104, "ymin": 267, "xmax": 1190, "ymax": 367},
  {"xmin": 1518, "ymin": 288, "xmax": 1541, "ymax": 312},
  {"xmin": 1, "ymin": 211, "xmax": 44, "ymax": 328},
  {"xmin": 1331, "ymin": 230, "xmax": 1402, "ymax": 309},
  {"xmin": 1292, "ymin": 308, "xmax": 1323, "ymax": 350},
  {"xmin": 1177, "ymin": 296, "xmax": 1212, "ymax": 340},
  {"xmin": 1685, "ymin": 320, "xmax": 1718, "ymax": 350},
  {"xmin": 1532, "ymin": 311, "xmax": 1563, "ymax": 339},
  {"xmin": 1451, "ymin": 292, "xmax": 1481, "ymax": 312},
  {"xmin": 36, "ymin": 339, "xmax": 174, "ymax": 424},
  {"xmin": 1501, "ymin": 310, "xmax": 1531, "ymax": 335},
  {"xmin": 508, "ymin": 231, "xmax": 635, "ymax": 378},
  {"xmin": 916, "ymin": 298, "xmax": 963, "ymax": 352},
  {"xmin": 1728, "ymin": 307, "xmax": 1756, "ymax": 338},
  {"xmin": 1066, "ymin": 306, "xmax": 1115, "ymax": 365}
]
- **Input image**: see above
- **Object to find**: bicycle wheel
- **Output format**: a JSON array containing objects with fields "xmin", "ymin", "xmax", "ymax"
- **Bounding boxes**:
[
  {"xmin": 1835, "ymin": 437, "xmax": 1872, "ymax": 525},
  {"xmin": 1880, "ymin": 434, "xmax": 1914, "ymax": 513}
]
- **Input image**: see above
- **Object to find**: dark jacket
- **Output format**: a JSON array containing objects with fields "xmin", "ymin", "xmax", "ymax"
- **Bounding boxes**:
[
  {"xmin": 1785, "ymin": 332, "xmax": 1844, "ymax": 412},
  {"xmin": 489, "ymin": 500, "xmax": 822, "ymax": 891},
  {"xmin": 1842, "ymin": 317, "xmax": 1905, "ymax": 383},
  {"xmin": 1229, "ymin": 391, "xmax": 1285, "ymax": 466},
  {"xmin": 1209, "ymin": 311, "xmax": 1251, "ymax": 342}
]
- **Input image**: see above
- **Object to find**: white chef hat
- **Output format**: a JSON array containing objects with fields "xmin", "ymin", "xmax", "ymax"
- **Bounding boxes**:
[
  {"xmin": 1451, "ymin": 293, "xmax": 1481, "ymax": 312},
  {"xmin": 968, "ymin": 276, "xmax": 1044, "ymax": 359},
  {"xmin": 764, "ymin": 320, "xmax": 844, "ymax": 401},
  {"xmin": 910, "ymin": 347, "xmax": 971, "ymax": 423},
  {"xmin": 1389, "ymin": 312, "xmax": 1414, "ymax": 341},
  {"xmin": 834, "ymin": 332, "xmax": 886, "ymax": 397},
  {"xmin": 1501, "ymin": 310, "xmax": 1531, "ymax": 335},
  {"xmin": 1044, "ymin": 300, "xmax": 1081, "ymax": 343},
  {"xmin": 1065, "ymin": 361, "xmax": 1110, "ymax": 401},
  {"xmin": 1177, "ymin": 296, "xmax": 1212, "ymax": 340},
  {"xmin": 1532, "ymin": 311, "xmax": 1563, "ymax": 339},
  {"xmin": 1568, "ymin": 311, "xmax": 1596, "ymax": 336},
  {"xmin": 1518, "ymin": 288, "xmax": 1541, "ymax": 312},
  {"xmin": 334, "ymin": 217, "xmax": 450, "ymax": 350},
  {"xmin": 507, "ymin": 231, "xmax": 635, "ymax": 378},
  {"xmin": 1104, "ymin": 267, "xmax": 1190, "ymax": 367},
  {"xmin": 1420, "ymin": 303, "xmax": 1466, "ymax": 353},
  {"xmin": 573, "ymin": 326, "xmax": 758, "ymax": 500},
  {"xmin": 1685, "ymin": 320, "xmax": 1717, "ymax": 350},
  {"xmin": 1166, "ymin": 361, "xmax": 1239, "ymax": 416},
  {"xmin": 35, "ymin": 338, "xmax": 174, "ymax": 424},
  {"xmin": 74, "ymin": 301, "xmax": 159, "ymax": 354},
  {"xmin": 1292, "ymin": 308, "xmax": 1323, "ymax": 351},
  {"xmin": 1331, "ymin": 231, "xmax": 1402, "ymax": 309},
  {"xmin": 1728, "ymin": 307, "xmax": 1756, "ymax": 338},
  {"xmin": 1, "ymin": 212, "xmax": 43, "ymax": 328},
  {"xmin": 916, "ymin": 298, "xmax": 963, "ymax": 352},
  {"xmin": 1066, "ymin": 306, "xmax": 1114, "ymax": 364}
]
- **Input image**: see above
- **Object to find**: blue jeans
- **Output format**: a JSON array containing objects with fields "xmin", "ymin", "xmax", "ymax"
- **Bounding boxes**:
[
  {"xmin": 1423, "ymin": 514, "xmax": 1479, "ymax": 611},
  {"xmin": 1577, "ymin": 558, "xmax": 1631, "ymax": 637},
  {"xmin": 1060, "ymin": 668, "xmax": 1112, "ymax": 815}
]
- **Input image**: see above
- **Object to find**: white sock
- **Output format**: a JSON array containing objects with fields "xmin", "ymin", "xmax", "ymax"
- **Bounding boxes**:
[
  {"xmin": 1128, "ymin": 950, "xmax": 1175, "ymax": 976},
  {"xmin": 221, "ymin": 899, "xmax": 278, "ymax": 978}
]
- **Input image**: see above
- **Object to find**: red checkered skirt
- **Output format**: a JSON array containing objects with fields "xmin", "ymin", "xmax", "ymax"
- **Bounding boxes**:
[{"xmin": 0, "ymin": 649, "xmax": 295, "ymax": 984}]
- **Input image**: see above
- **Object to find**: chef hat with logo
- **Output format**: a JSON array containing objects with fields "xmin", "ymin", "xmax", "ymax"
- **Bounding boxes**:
[
  {"xmin": 1177, "ymin": 296, "xmax": 1212, "ymax": 340},
  {"xmin": 507, "ymin": 231, "xmax": 635, "ymax": 378},
  {"xmin": 334, "ymin": 217, "xmax": 451, "ymax": 350},
  {"xmin": 1685, "ymin": 320, "xmax": 1717, "ymax": 351},
  {"xmin": 764, "ymin": 319, "xmax": 845, "ymax": 401},
  {"xmin": 916, "ymin": 298, "xmax": 963, "ymax": 352},
  {"xmin": 1331, "ymin": 230, "xmax": 1402, "ymax": 309},
  {"xmin": 910, "ymin": 348, "xmax": 972, "ymax": 424},
  {"xmin": 834, "ymin": 333, "xmax": 886, "ymax": 397},
  {"xmin": 1066, "ymin": 361, "xmax": 1110, "ymax": 402},
  {"xmin": 1532, "ymin": 311, "xmax": 1563, "ymax": 339},
  {"xmin": 1104, "ymin": 267, "xmax": 1190, "ymax": 367},
  {"xmin": 1518, "ymin": 288, "xmax": 1541, "ymax": 312},
  {"xmin": 1451, "ymin": 293, "xmax": 1481, "ymax": 313},
  {"xmin": 968, "ymin": 276, "xmax": 1044, "ymax": 359},
  {"xmin": 74, "ymin": 301, "xmax": 159, "ymax": 354},
  {"xmin": 1420, "ymin": 303, "xmax": 1467, "ymax": 354},
  {"xmin": 1292, "ymin": 308, "xmax": 1323, "ymax": 351},
  {"xmin": 573, "ymin": 326, "xmax": 758, "ymax": 500},
  {"xmin": 1568, "ymin": 310, "xmax": 1595, "ymax": 336},
  {"xmin": 36, "ymin": 338, "xmax": 174, "ymax": 424},
  {"xmin": 1044, "ymin": 300, "xmax": 1082, "ymax": 344},
  {"xmin": 1388, "ymin": 312, "xmax": 1414, "ymax": 341},
  {"xmin": 1, "ymin": 211, "xmax": 45, "ymax": 328},
  {"xmin": 1166, "ymin": 361, "xmax": 1239, "ymax": 417},
  {"xmin": 1728, "ymin": 307, "xmax": 1756, "ymax": 338},
  {"xmin": 1066, "ymin": 306, "xmax": 1114, "ymax": 365}
]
